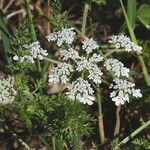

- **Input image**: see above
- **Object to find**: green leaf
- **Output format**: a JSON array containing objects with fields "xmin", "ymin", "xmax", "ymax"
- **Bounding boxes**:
[
  {"xmin": 127, "ymin": 0, "xmax": 136, "ymax": 29},
  {"xmin": 137, "ymin": 4, "xmax": 150, "ymax": 29},
  {"xmin": 0, "ymin": 10, "xmax": 11, "ymax": 64}
]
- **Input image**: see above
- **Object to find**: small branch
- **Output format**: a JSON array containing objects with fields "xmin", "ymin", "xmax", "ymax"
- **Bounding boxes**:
[
  {"xmin": 6, "ymin": 9, "xmax": 25, "ymax": 19},
  {"xmin": 3, "ymin": 0, "xmax": 15, "ymax": 13},
  {"xmin": 114, "ymin": 120, "xmax": 150, "ymax": 149}
]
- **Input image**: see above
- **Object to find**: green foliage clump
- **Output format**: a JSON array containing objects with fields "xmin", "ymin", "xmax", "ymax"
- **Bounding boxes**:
[
  {"xmin": 132, "ymin": 138, "xmax": 150, "ymax": 150},
  {"xmin": 9, "ymin": 20, "xmax": 34, "ymax": 71},
  {"xmin": 33, "ymin": 94, "xmax": 94, "ymax": 141},
  {"xmin": 50, "ymin": 0, "xmax": 71, "ymax": 29},
  {"xmin": 11, "ymin": 74, "xmax": 93, "ymax": 141}
]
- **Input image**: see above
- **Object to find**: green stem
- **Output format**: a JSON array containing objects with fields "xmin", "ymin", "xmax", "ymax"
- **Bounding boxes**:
[
  {"xmin": 96, "ymin": 84, "xmax": 105, "ymax": 144},
  {"xmin": 52, "ymin": 137, "xmax": 56, "ymax": 150},
  {"xmin": 24, "ymin": 0, "xmax": 42, "ymax": 72},
  {"xmin": 114, "ymin": 120, "xmax": 150, "ymax": 150},
  {"xmin": 44, "ymin": 57, "xmax": 59, "ymax": 64},
  {"xmin": 120, "ymin": 0, "xmax": 150, "ymax": 86},
  {"xmin": 81, "ymin": 3, "xmax": 89, "ymax": 37}
]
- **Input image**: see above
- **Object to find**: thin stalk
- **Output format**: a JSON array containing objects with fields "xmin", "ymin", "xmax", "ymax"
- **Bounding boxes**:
[
  {"xmin": 46, "ymin": 0, "xmax": 51, "ymax": 35},
  {"xmin": 81, "ymin": 3, "xmax": 89, "ymax": 37},
  {"xmin": 112, "ymin": 105, "xmax": 121, "ymax": 147},
  {"xmin": 96, "ymin": 84, "xmax": 105, "ymax": 144},
  {"xmin": 120, "ymin": 0, "xmax": 150, "ymax": 86},
  {"xmin": 24, "ymin": 0, "xmax": 42, "ymax": 72},
  {"xmin": 44, "ymin": 57, "xmax": 59, "ymax": 64},
  {"xmin": 52, "ymin": 137, "xmax": 56, "ymax": 150},
  {"xmin": 114, "ymin": 120, "xmax": 150, "ymax": 149}
]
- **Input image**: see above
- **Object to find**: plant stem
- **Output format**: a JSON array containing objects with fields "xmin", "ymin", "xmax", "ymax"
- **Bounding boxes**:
[
  {"xmin": 52, "ymin": 137, "xmax": 56, "ymax": 150},
  {"xmin": 96, "ymin": 84, "xmax": 105, "ymax": 144},
  {"xmin": 112, "ymin": 105, "xmax": 121, "ymax": 147},
  {"xmin": 81, "ymin": 3, "xmax": 89, "ymax": 37},
  {"xmin": 44, "ymin": 57, "xmax": 59, "ymax": 64},
  {"xmin": 24, "ymin": 0, "xmax": 42, "ymax": 72},
  {"xmin": 114, "ymin": 120, "xmax": 150, "ymax": 149},
  {"xmin": 120, "ymin": 0, "xmax": 150, "ymax": 86}
]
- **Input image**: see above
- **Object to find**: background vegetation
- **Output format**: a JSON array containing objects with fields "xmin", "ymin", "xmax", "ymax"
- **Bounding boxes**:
[{"xmin": 0, "ymin": 0, "xmax": 150, "ymax": 149}]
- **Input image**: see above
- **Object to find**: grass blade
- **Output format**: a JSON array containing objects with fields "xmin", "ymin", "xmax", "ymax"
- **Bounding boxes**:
[{"xmin": 0, "ymin": 10, "xmax": 11, "ymax": 64}]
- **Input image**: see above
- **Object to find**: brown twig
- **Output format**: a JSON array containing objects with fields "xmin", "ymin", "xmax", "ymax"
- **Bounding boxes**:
[
  {"xmin": 6, "ymin": 9, "xmax": 25, "ymax": 19},
  {"xmin": 3, "ymin": 0, "xmax": 15, "ymax": 13}
]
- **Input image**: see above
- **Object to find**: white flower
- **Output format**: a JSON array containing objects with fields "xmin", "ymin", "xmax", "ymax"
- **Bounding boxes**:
[
  {"xmin": 88, "ymin": 65, "xmax": 103, "ymax": 84},
  {"xmin": 109, "ymin": 78, "xmax": 142, "ymax": 106},
  {"xmin": 132, "ymin": 89, "xmax": 142, "ymax": 98},
  {"xmin": 76, "ymin": 57, "xmax": 91, "ymax": 72},
  {"xmin": 66, "ymin": 77, "xmax": 95, "ymax": 105},
  {"xmin": 89, "ymin": 53, "xmax": 103, "ymax": 63},
  {"xmin": 82, "ymin": 38, "xmax": 99, "ymax": 54},
  {"xmin": 48, "ymin": 62, "xmax": 74, "ymax": 84},
  {"xmin": 0, "ymin": 76, "xmax": 16, "ymax": 105},
  {"xmin": 46, "ymin": 32, "xmax": 57, "ymax": 41},
  {"xmin": 20, "ymin": 55, "xmax": 35, "ymax": 64},
  {"xmin": 46, "ymin": 28, "xmax": 75, "ymax": 46},
  {"xmin": 15, "ymin": 41, "xmax": 48, "ymax": 63},
  {"xmin": 13, "ymin": 55, "xmax": 19, "ymax": 61},
  {"xmin": 104, "ymin": 58, "xmax": 130, "ymax": 77},
  {"xmin": 60, "ymin": 48, "xmax": 80, "ymax": 61},
  {"xmin": 24, "ymin": 41, "xmax": 48, "ymax": 60},
  {"xmin": 109, "ymin": 35, "xmax": 142, "ymax": 53}
]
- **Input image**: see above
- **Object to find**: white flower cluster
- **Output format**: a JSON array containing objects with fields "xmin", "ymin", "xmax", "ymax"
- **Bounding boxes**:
[
  {"xmin": 46, "ymin": 28, "xmax": 75, "ymax": 46},
  {"xmin": 47, "ymin": 28, "xmax": 142, "ymax": 106},
  {"xmin": 0, "ymin": 76, "xmax": 17, "ymax": 105},
  {"xmin": 66, "ymin": 78, "xmax": 95, "ymax": 105},
  {"xmin": 89, "ymin": 53, "xmax": 103, "ymax": 63},
  {"xmin": 13, "ymin": 41, "xmax": 48, "ymax": 63},
  {"xmin": 60, "ymin": 48, "xmax": 80, "ymax": 61},
  {"xmin": 104, "ymin": 58, "xmax": 130, "ymax": 78},
  {"xmin": 76, "ymin": 57, "xmax": 103, "ymax": 84},
  {"xmin": 110, "ymin": 78, "xmax": 142, "ymax": 106},
  {"xmin": 48, "ymin": 33, "xmax": 103, "ymax": 104},
  {"xmin": 82, "ymin": 38, "xmax": 99, "ymax": 54},
  {"xmin": 48, "ymin": 62, "xmax": 74, "ymax": 84},
  {"xmin": 109, "ymin": 35, "xmax": 142, "ymax": 52}
]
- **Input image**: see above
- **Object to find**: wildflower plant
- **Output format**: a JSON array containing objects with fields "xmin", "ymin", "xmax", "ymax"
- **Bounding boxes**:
[
  {"xmin": 11, "ymin": 28, "xmax": 142, "ymax": 107},
  {"xmin": 1, "ymin": 0, "xmax": 149, "ymax": 149},
  {"xmin": 32, "ymin": 28, "xmax": 143, "ymax": 106}
]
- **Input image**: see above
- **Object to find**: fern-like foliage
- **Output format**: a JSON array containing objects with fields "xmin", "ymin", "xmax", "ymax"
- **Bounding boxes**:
[
  {"xmin": 132, "ymin": 138, "xmax": 150, "ymax": 150},
  {"xmin": 9, "ymin": 20, "xmax": 34, "ymax": 71},
  {"xmin": 50, "ymin": 0, "xmax": 71, "ymax": 29}
]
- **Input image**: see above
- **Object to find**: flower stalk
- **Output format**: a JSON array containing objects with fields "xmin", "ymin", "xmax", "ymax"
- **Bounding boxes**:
[
  {"xmin": 114, "ymin": 120, "xmax": 150, "ymax": 149},
  {"xmin": 112, "ymin": 105, "xmax": 121, "ymax": 147},
  {"xmin": 96, "ymin": 84, "xmax": 105, "ymax": 144},
  {"xmin": 81, "ymin": 3, "xmax": 89, "ymax": 37}
]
